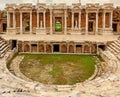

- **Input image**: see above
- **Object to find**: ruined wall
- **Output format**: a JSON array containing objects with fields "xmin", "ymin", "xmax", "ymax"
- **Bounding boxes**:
[{"xmin": 20, "ymin": 41, "xmax": 106, "ymax": 54}]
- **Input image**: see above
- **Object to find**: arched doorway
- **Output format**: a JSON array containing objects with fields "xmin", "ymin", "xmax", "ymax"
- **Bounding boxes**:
[{"xmin": 24, "ymin": 44, "xmax": 30, "ymax": 52}]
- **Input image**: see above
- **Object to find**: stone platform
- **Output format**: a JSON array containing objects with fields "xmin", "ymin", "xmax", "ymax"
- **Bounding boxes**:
[{"xmin": 0, "ymin": 34, "xmax": 119, "ymax": 42}]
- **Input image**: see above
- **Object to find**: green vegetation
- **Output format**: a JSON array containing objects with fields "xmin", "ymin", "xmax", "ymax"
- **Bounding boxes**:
[
  {"xmin": 55, "ymin": 22, "xmax": 62, "ymax": 31},
  {"xmin": 12, "ymin": 54, "xmax": 96, "ymax": 85}
]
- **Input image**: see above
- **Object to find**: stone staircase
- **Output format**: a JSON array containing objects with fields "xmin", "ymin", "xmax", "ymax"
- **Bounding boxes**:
[
  {"xmin": 0, "ymin": 37, "xmax": 10, "ymax": 58},
  {"xmin": 106, "ymin": 38, "xmax": 120, "ymax": 58}
]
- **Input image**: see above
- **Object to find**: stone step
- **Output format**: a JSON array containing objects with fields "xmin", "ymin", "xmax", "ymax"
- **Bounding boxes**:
[
  {"xmin": 0, "ymin": 37, "xmax": 10, "ymax": 58},
  {"xmin": 105, "ymin": 50, "xmax": 117, "ymax": 60},
  {"xmin": 116, "ymin": 40, "xmax": 120, "ymax": 45},
  {"xmin": 0, "ymin": 40, "xmax": 5, "ymax": 43},
  {"xmin": 0, "ymin": 52, "xmax": 5, "ymax": 58},
  {"xmin": 0, "ymin": 44, "xmax": 8, "ymax": 51},
  {"xmin": 108, "ymin": 45, "xmax": 119, "ymax": 53},
  {"xmin": 0, "ymin": 41, "xmax": 5, "ymax": 47},
  {"xmin": 116, "ymin": 54, "xmax": 120, "ymax": 60},
  {"xmin": 0, "ymin": 45, "xmax": 9, "ymax": 54},
  {"xmin": 107, "ymin": 47, "xmax": 117, "ymax": 55},
  {"xmin": 113, "ymin": 41, "xmax": 120, "ymax": 48},
  {"xmin": 111, "ymin": 42, "xmax": 120, "ymax": 51}
]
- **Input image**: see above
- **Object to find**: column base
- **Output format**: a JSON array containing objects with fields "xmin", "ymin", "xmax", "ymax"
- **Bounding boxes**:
[
  {"xmin": 7, "ymin": 28, "xmax": 17, "ymax": 34},
  {"xmin": 36, "ymin": 28, "xmax": 46, "ymax": 34},
  {"xmin": 102, "ymin": 28, "xmax": 113, "ymax": 35}
]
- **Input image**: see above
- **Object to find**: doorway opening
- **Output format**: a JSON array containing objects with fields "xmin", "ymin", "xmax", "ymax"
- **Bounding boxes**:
[
  {"xmin": 12, "ymin": 40, "xmax": 17, "ymax": 50},
  {"xmin": 24, "ymin": 21, "xmax": 30, "ymax": 32},
  {"xmin": 112, "ymin": 23, "xmax": 117, "ymax": 32},
  {"xmin": 98, "ymin": 45, "xmax": 106, "ymax": 51},
  {"xmin": 53, "ymin": 44, "xmax": 59, "ymax": 52},
  {"xmin": 88, "ymin": 21, "xmax": 94, "ymax": 32},
  {"xmin": 3, "ymin": 23, "xmax": 7, "ymax": 32},
  {"xmin": 55, "ymin": 17, "xmax": 62, "ymax": 32}
]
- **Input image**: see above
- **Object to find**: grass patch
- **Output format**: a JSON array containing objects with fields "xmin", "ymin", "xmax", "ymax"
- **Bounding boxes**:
[{"xmin": 9, "ymin": 54, "xmax": 97, "ymax": 85}]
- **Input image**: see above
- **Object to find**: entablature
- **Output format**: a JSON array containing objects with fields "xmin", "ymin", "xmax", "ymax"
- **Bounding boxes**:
[
  {"xmin": 19, "ymin": 3, "xmax": 32, "ymax": 12},
  {"xmin": 36, "ymin": 3, "xmax": 47, "ymax": 12}
]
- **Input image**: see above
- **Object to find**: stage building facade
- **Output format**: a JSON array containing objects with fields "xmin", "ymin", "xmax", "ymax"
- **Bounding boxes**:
[{"xmin": 0, "ymin": 3, "xmax": 120, "ymax": 54}]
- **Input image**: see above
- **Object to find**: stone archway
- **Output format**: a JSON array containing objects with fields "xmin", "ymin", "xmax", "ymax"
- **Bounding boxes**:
[
  {"xmin": 24, "ymin": 44, "xmax": 30, "ymax": 52},
  {"xmin": 84, "ymin": 45, "xmax": 90, "ymax": 53},
  {"xmin": 46, "ymin": 44, "xmax": 52, "ymax": 53},
  {"xmin": 69, "ymin": 45, "xmax": 74, "ymax": 53},
  {"xmin": 91, "ymin": 44, "xmax": 97, "ymax": 54},
  {"xmin": 39, "ymin": 44, "xmax": 44, "ymax": 52},
  {"xmin": 61, "ymin": 44, "xmax": 67, "ymax": 53},
  {"xmin": 31, "ymin": 44, "xmax": 37, "ymax": 52},
  {"xmin": 76, "ymin": 45, "xmax": 82, "ymax": 53}
]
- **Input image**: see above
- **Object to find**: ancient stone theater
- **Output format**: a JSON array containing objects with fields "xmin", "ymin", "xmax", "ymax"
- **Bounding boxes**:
[
  {"xmin": 0, "ymin": 2, "xmax": 119, "ymax": 55},
  {"xmin": 0, "ymin": 1, "xmax": 120, "ymax": 97}
]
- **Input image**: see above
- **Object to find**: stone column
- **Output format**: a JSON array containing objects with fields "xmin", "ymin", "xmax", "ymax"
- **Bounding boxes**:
[
  {"xmin": 90, "ymin": 44, "xmax": 92, "ymax": 54},
  {"xmin": 82, "ymin": 44, "xmax": 84, "ymax": 53},
  {"xmin": 20, "ymin": 12, "xmax": 22, "ymax": 34},
  {"xmin": 110, "ymin": 12, "xmax": 113, "ymax": 29},
  {"xmin": 96, "ymin": 12, "xmax": 98, "ymax": 34},
  {"xmin": 30, "ymin": 12, "xmax": 32, "ymax": 34},
  {"xmin": 72, "ymin": 12, "xmax": 74, "ymax": 29},
  {"xmin": 74, "ymin": 44, "xmax": 76, "ymax": 53},
  {"xmin": 103, "ymin": 11, "xmax": 106, "ymax": 29},
  {"xmin": 86, "ymin": 11, "xmax": 88, "ymax": 34},
  {"xmin": 64, "ymin": 10, "xmax": 67, "ymax": 34},
  {"xmin": 43, "ymin": 11, "xmax": 46, "ymax": 29},
  {"xmin": 30, "ymin": 42, "xmax": 31, "ymax": 52},
  {"xmin": 79, "ymin": 11, "xmax": 81, "ymax": 29},
  {"xmin": 7, "ymin": 12, "xmax": 10, "ymax": 28},
  {"xmin": 37, "ymin": 42, "xmax": 39, "ymax": 52},
  {"xmin": 37, "ymin": 11, "xmax": 39, "ymax": 28},
  {"xmin": 13, "ymin": 12, "xmax": 16, "ymax": 29},
  {"xmin": 7, "ymin": 12, "xmax": 10, "ymax": 34},
  {"xmin": 44, "ymin": 43, "xmax": 46, "ymax": 53},
  {"xmin": 50, "ymin": 9, "xmax": 53, "ymax": 34},
  {"xmin": 67, "ymin": 41, "xmax": 69, "ymax": 53},
  {"xmin": 22, "ymin": 42, "xmax": 24, "ymax": 52}
]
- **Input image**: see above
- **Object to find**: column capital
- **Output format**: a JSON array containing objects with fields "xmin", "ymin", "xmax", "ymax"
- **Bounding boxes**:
[
  {"xmin": 95, "ymin": 11, "xmax": 98, "ymax": 14},
  {"xmin": 86, "ymin": 11, "xmax": 88, "ymax": 14},
  {"xmin": 20, "ymin": 11, "xmax": 22, "ymax": 14},
  {"xmin": 72, "ymin": 11, "xmax": 74, "ymax": 14},
  {"xmin": 43, "ymin": 11, "xmax": 46, "ymax": 13},
  {"xmin": 79, "ymin": 11, "xmax": 81, "ymax": 14}
]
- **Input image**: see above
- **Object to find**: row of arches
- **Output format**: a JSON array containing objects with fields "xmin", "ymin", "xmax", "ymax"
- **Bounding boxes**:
[{"xmin": 18, "ymin": 42, "xmax": 106, "ymax": 54}]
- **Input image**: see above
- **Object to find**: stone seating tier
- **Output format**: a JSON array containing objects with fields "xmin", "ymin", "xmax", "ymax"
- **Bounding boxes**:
[{"xmin": 0, "ymin": 37, "xmax": 10, "ymax": 58}]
